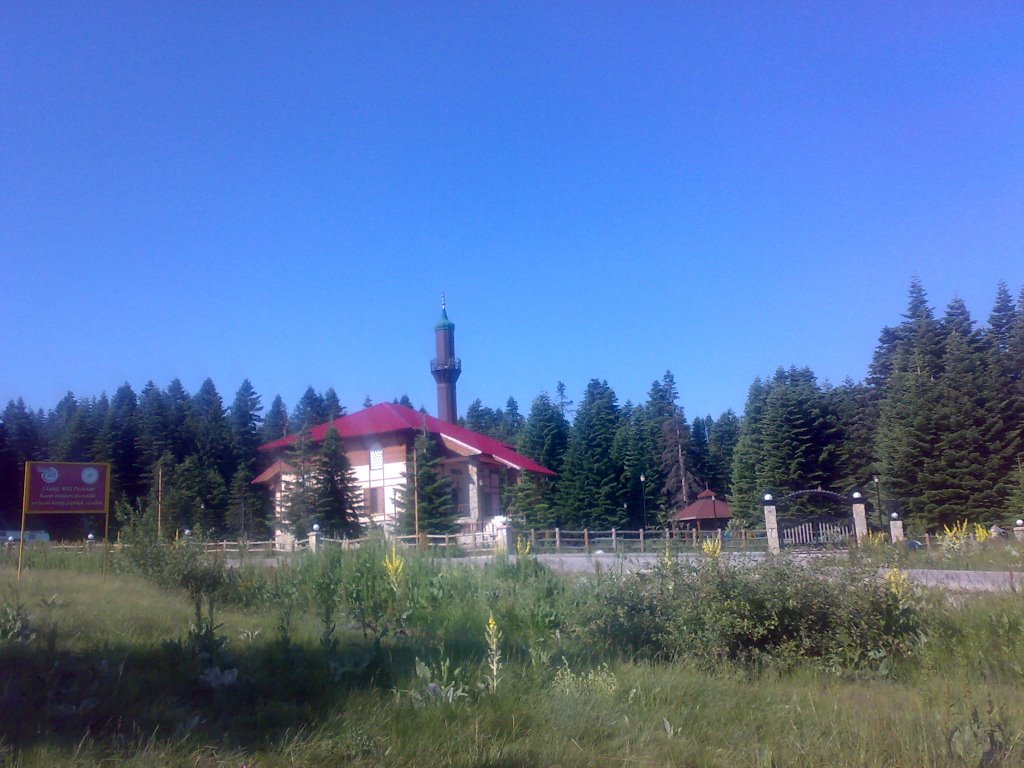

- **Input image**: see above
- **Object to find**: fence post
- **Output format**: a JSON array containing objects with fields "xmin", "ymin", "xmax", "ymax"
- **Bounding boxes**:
[
  {"xmin": 531, "ymin": 528, "xmax": 537, "ymax": 550},
  {"xmin": 555, "ymin": 528, "xmax": 561, "ymax": 553},
  {"xmin": 924, "ymin": 533, "xmax": 931, "ymax": 550},
  {"xmin": 584, "ymin": 528, "xmax": 590, "ymax": 554},
  {"xmin": 611, "ymin": 528, "xmax": 617, "ymax": 551},
  {"xmin": 639, "ymin": 528, "xmax": 645, "ymax": 553}
]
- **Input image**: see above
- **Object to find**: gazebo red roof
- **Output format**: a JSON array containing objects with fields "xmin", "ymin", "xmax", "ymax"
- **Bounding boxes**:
[
  {"xmin": 668, "ymin": 489, "xmax": 732, "ymax": 522},
  {"xmin": 258, "ymin": 402, "xmax": 556, "ymax": 476}
]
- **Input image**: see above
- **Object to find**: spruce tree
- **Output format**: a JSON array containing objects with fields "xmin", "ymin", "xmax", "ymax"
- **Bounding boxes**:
[
  {"xmin": 323, "ymin": 388, "xmax": 344, "ymax": 421},
  {"xmin": 730, "ymin": 369, "xmax": 841, "ymax": 523},
  {"xmin": 827, "ymin": 379, "xmax": 877, "ymax": 492},
  {"xmin": 512, "ymin": 392, "xmax": 568, "ymax": 527},
  {"xmin": 688, "ymin": 416, "xmax": 711, "ymax": 490},
  {"xmin": 708, "ymin": 409, "xmax": 740, "ymax": 496},
  {"xmin": 396, "ymin": 429, "xmax": 455, "ymax": 535},
  {"xmin": 557, "ymin": 379, "xmax": 624, "ymax": 529},
  {"xmin": 162, "ymin": 454, "xmax": 229, "ymax": 534},
  {"xmin": 291, "ymin": 386, "xmax": 328, "ymax": 432},
  {"xmin": 730, "ymin": 379, "xmax": 770, "ymax": 523},
  {"xmin": 612, "ymin": 402, "xmax": 647, "ymax": 528},
  {"xmin": 190, "ymin": 378, "xmax": 234, "ymax": 483},
  {"xmin": 501, "ymin": 397, "xmax": 525, "ymax": 444},
  {"xmin": 876, "ymin": 349, "xmax": 943, "ymax": 525},
  {"xmin": 283, "ymin": 427, "xmax": 318, "ymax": 536},
  {"xmin": 262, "ymin": 395, "xmax": 289, "ymax": 443},
  {"xmin": 92, "ymin": 384, "xmax": 142, "ymax": 503},
  {"xmin": 226, "ymin": 463, "xmax": 268, "ymax": 540},
  {"xmin": 228, "ymin": 379, "xmax": 264, "ymax": 470},
  {"xmin": 136, "ymin": 382, "xmax": 170, "ymax": 478},
  {"xmin": 986, "ymin": 281, "xmax": 1019, "ymax": 355},
  {"xmin": 314, "ymin": 427, "xmax": 362, "ymax": 538}
]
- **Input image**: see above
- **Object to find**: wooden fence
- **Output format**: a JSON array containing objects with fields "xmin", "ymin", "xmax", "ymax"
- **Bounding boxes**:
[{"xmin": 19, "ymin": 528, "xmax": 991, "ymax": 561}]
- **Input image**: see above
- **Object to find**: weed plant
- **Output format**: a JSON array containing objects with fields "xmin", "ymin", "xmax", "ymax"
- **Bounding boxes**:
[{"xmin": 4, "ymin": 540, "xmax": 1024, "ymax": 766}]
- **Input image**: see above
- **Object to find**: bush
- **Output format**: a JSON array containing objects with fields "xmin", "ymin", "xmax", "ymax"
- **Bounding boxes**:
[{"xmin": 584, "ymin": 557, "xmax": 926, "ymax": 672}]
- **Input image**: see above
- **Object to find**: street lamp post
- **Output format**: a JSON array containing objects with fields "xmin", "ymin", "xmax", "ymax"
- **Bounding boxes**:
[
  {"xmin": 872, "ymin": 475, "xmax": 883, "ymax": 529},
  {"xmin": 640, "ymin": 473, "xmax": 647, "ymax": 530}
]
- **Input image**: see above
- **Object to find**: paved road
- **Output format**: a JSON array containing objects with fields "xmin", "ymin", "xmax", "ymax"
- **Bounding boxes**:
[
  {"xmin": 510, "ymin": 552, "xmax": 1024, "ymax": 591},
  {"xmin": 228, "ymin": 551, "xmax": 1024, "ymax": 592}
]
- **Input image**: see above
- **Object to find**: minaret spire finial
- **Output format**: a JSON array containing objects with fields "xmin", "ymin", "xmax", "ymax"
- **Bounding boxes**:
[{"xmin": 441, "ymin": 291, "xmax": 446, "ymax": 310}]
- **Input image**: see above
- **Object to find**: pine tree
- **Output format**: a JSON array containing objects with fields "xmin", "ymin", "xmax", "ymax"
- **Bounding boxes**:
[
  {"xmin": 730, "ymin": 379, "xmax": 770, "ymax": 524},
  {"xmin": 687, "ymin": 416, "xmax": 711, "ymax": 490},
  {"xmin": 876, "ymin": 349, "xmax": 942, "ymax": 525},
  {"xmin": 987, "ymin": 281, "xmax": 1019, "ymax": 355},
  {"xmin": 647, "ymin": 371, "xmax": 691, "ymax": 514},
  {"xmin": 0, "ymin": 409, "xmax": 32, "ymax": 528},
  {"xmin": 165, "ymin": 454, "xmax": 229, "ymax": 534},
  {"xmin": 136, "ymin": 381, "xmax": 170, "ymax": 477},
  {"xmin": 323, "ymin": 388, "xmax": 344, "ymax": 421},
  {"xmin": 465, "ymin": 399, "xmax": 503, "ymax": 438},
  {"xmin": 92, "ymin": 384, "xmax": 142, "ymax": 503},
  {"xmin": 228, "ymin": 379, "xmax": 264, "ymax": 470},
  {"xmin": 164, "ymin": 379, "xmax": 194, "ymax": 461},
  {"xmin": 557, "ymin": 379, "xmax": 624, "ymax": 529},
  {"xmin": 730, "ymin": 369, "xmax": 841, "ymax": 523},
  {"xmin": 226, "ymin": 463, "xmax": 268, "ymax": 540},
  {"xmin": 915, "ymin": 331, "xmax": 1014, "ymax": 524},
  {"xmin": 396, "ymin": 429, "xmax": 455, "ymax": 535},
  {"xmin": 501, "ymin": 397, "xmax": 525, "ymax": 444},
  {"xmin": 190, "ymin": 378, "xmax": 234, "ymax": 482},
  {"xmin": 511, "ymin": 392, "xmax": 568, "ymax": 528},
  {"xmin": 612, "ymin": 402, "xmax": 645, "ymax": 528},
  {"xmin": 283, "ymin": 427, "xmax": 318, "ymax": 536},
  {"xmin": 291, "ymin": 386, "xmax": 328, "ymax": 432},
  {"xmin": 1008, "ymin": 458, "xmax": 1024, "ymax": 520},
  {"xmin": 49, "ymin": 393, "xmax": 99, "ymax": 463},
  {"xmin": 827, "ymin": 379, "xmax": 877, "ymax": 491},
  {"xmin": 708, "ymin": 409, "xmax": 740, "ymax": 496},
  {"xmin": 262, "ymin": 395, "xmax": 289, "ymax": 443},
  {"xmin": 314, "ymin": 427, "xmax": 362, "ymax": 538}
]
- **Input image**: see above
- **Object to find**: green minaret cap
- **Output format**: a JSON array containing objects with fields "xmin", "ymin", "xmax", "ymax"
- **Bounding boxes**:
[{"xmin": 435, "ymin": 295, "xmax": 455, "ymax": 331}]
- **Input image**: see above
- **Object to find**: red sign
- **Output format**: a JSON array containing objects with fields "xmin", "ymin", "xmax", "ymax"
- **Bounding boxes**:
[{"xmin": 23, "ymin": 462, "xmax": 110, "ymax": 514}]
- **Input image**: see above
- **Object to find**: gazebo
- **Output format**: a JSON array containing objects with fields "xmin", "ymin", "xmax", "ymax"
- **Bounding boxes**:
[{"xmin": 668, "ymin": 489, "xmax": 732, "ymax": 530}]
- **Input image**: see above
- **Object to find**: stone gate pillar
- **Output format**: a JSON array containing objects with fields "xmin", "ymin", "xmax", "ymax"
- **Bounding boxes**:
[
  {"xmin": 850, "ymin": 488, "xmax": 868, "ymax": 544},
  {"xmin": 888, "ymin": 512, "xmax": 905, "ymax": 543},
  {"xmin": 763, "ymin": 493, "xmax": 780, "ymax": 554}
]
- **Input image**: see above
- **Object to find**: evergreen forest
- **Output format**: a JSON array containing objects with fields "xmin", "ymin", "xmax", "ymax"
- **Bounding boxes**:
[{"xmin": 2, "ymin": 279, "xmax": 1024, "ymax": 537}]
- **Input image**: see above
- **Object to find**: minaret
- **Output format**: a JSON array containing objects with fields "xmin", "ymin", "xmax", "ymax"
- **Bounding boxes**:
[{"xmin": 430, "ymin": 295, "xmax": 461, "ymax": 423}]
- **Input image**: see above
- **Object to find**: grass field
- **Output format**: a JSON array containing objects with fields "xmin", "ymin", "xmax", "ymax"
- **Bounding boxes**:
[{"xmin": 3, "ymin": 538, "xmax": 1024, "ymax": 767}]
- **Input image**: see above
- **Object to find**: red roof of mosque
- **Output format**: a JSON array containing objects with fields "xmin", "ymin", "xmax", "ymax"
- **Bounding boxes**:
[
  {"xmin": 258, "ymin": 402, "xmax": 556, "ymax": 476},
  {"xmin": 669, "ymin": 489, "xmax": 733, "ymax": 522}
]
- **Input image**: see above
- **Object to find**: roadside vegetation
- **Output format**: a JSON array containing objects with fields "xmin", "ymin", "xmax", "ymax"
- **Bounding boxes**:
[{"xmin": 4, "ymin": 531, "xmax": 1024, "ymax": 767}]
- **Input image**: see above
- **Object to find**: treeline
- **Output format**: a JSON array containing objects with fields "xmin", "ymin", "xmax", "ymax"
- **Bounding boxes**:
[
  {"xmin": 2, "ymin": 279, "xmax": 1024, "ymax": 535},
  {"xmin": 473, "ymin": 375, "xmax": 740, "ymax": 530},
  {"xmin": 0, "ymin": 380, "xmax": 363, "ymax": 538},
  {"xmin": 468, "ymin": 280, "xmax": 1024, "ymax": 530}
]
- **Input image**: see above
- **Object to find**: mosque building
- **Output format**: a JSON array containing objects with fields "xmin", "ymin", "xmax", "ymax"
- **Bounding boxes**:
[{"xmin": 255, "ymin": 302, "xmax": 554, "ymax": 543}]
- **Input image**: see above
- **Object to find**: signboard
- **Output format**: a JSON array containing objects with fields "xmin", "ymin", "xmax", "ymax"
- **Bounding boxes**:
[
  {"xmin": 19, "ymin": 461, "xmax": 111, "ymax": 580},
  {"xmin": 24, "ymin": 462, "xmax": 110, "ymax": 514}
]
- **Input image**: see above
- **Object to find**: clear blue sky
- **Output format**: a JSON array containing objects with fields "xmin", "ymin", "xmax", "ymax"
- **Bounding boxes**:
[{"xmin": 3, "ymin": 2, "xmax": 1022, "ymax": 422}]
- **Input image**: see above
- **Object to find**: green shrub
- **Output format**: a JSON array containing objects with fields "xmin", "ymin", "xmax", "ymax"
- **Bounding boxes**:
[{"xmin": 584, "ymin": 557, "xmax": 927, "ymax": 672}]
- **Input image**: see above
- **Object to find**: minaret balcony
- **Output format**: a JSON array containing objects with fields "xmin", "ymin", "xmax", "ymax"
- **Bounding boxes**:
[{"xmin": 431, "ymin": 358, "xmax": 462, "ymax": 374}]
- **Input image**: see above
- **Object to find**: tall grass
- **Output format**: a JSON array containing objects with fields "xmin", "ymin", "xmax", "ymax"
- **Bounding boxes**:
[{"xmin": 3, "ymin": 542, "xmax": 1024, "ymax": 766}]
